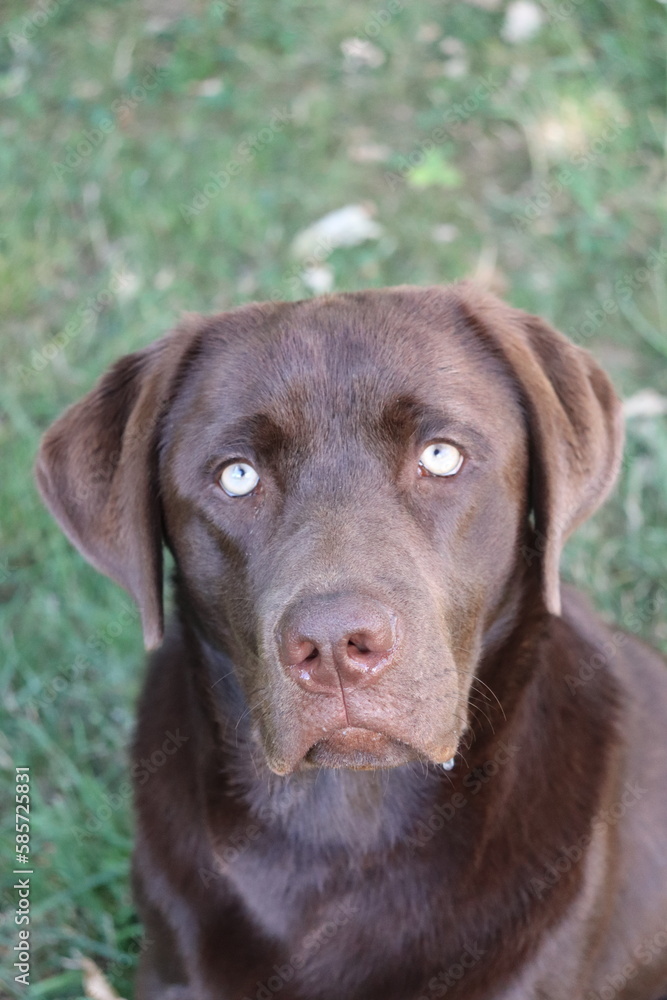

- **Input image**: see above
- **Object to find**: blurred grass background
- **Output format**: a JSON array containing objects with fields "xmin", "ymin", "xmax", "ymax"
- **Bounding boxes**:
[{"xmin": 1, "ymin": 0, "xmax": 666, "ymax": 996}]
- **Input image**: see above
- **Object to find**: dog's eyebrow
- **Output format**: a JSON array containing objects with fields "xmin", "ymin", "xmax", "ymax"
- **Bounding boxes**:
[
  {"xmin": 218, "ymin": 412, "xmax": 294, "ymax": 461},
  {"xmin": 218, "ymin": 402, "xmax": 491, "ymax": 466},
  {"xmin": 377, "ymin": 396, "xmax": 491, "ymax": 456}
]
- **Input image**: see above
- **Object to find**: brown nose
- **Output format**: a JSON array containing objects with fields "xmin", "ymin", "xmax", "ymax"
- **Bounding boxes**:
[{"xmin": 278, "ymin": 593, "xmax": 397, "ymax": 694}]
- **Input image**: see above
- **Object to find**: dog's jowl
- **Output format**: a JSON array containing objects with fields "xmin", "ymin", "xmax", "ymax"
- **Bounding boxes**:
[{"xmin": 36, "ymin": 283, "xmax": 667, "ymax": 1000}]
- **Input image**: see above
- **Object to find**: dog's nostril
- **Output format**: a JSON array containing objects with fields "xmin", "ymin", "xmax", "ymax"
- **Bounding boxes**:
[
  {"xmin": 278, "ymin": 595, "xmax": 397, "ymax": 692},
  {"xmin": 281, "ymin": 634, "xmax": 320, "ymax": 668}
]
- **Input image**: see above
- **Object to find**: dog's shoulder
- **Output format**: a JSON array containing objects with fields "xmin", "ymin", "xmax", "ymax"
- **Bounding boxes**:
[
  {"xmin": 561, "ymin": 586, "xmax": 667, "ymax": 993},
  {"xmin": 561, "ymin": 583, "xmax": 667, "ymax": 704}
]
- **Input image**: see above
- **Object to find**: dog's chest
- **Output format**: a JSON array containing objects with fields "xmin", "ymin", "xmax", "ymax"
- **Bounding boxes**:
[
  {"xmin": 226, "ymin": 844, "xmax": 307, "ymax": 938},
  {"xmin": 219, "ymin": 829, "xmax": 360, "ymax": 942},
  {"xmin": 214, "ymin": 766, "xmax": 434, "ymax": 940}
]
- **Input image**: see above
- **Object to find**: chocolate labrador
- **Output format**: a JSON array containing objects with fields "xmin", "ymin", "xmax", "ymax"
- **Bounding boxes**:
[{"xmin": 36, "ymin": 283, "xmax": 667, "ymax": 1000}]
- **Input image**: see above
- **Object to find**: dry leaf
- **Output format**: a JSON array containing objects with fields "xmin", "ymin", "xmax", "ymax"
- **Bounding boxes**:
[
  {"xmin": 80, "ymin": 957, "xmax": 127, "ymax": 1000},
  {"xmin": 501, "ymin": 0, "xmax": 544, "ymax": 43},
  {"xmin": 623, "ymin": 389, "xmax": 667, "ymax": 419},
  {"xmin": 291, "ymin": 205, "xmax": 383, "ymax": 259}
]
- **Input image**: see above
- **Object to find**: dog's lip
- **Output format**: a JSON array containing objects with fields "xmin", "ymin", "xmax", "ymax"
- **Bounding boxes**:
[{"xmin": 303, "ymin": 726, "xmax": 423, "ymax": 770}]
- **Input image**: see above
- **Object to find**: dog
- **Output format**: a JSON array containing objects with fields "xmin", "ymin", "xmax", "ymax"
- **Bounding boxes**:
[{"xmin": 36, "ymin": 283, "xmax": 667, "ymax": 999}]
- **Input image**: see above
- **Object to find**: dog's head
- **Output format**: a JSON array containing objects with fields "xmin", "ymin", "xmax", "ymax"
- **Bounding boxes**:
[{"xmin": 36, "ymin": 284, "xmax": 623, "ymax": 774}]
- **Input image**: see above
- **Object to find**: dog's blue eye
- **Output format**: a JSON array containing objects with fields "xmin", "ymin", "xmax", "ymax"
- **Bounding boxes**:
[
  {"xmin": 219, "ymin": 461, "xmax": 260, "ymax": 497},
  {"xmin": 419, "ymin": 442, "xmax": 463, "ymax": 477}
]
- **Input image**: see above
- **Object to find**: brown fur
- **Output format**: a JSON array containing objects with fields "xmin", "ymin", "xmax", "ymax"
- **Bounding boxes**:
[{"xmin": 36, "ymin": 284, "xmax": 667, "ymax": 999}]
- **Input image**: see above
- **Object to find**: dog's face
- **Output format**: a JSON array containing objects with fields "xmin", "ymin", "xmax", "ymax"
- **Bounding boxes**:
[
  {"xmin": 36, "ymin": 284, "xmax": 623, "ymax": 775},
  {"xmin": 159, "ymin": 294, "xmax": 528, "ymax": 773}
]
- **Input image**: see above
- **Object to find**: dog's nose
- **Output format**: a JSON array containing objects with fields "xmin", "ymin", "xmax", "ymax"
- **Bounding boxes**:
[{"xmin": 278, "ymin": 594, "xmax": 397, "ymax": 694}]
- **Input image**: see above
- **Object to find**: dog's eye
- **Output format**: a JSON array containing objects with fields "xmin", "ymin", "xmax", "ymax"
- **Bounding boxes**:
[
  {"xmin": 219, "ymin": 461, "xmax": 260, "ymax": 497},
  {"xmin": 418, "ymin": 442, "xmax": 463, "ymax": 477}
]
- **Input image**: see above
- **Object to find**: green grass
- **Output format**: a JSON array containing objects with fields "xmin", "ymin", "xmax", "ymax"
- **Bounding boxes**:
[{"xmin": 1, "ymin": 1, "xmax": 666, "ymax": 996}]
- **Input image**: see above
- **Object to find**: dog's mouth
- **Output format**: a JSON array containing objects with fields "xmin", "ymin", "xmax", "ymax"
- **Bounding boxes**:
[{"xmin": 304, "ymin": 727, "xmax": 423, "ymax": 770}]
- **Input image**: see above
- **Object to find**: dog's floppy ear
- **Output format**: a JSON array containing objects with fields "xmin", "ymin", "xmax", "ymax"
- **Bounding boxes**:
[
  {"xmin": 35, "ymin": 322, "xmax": 201, "ymax": 649},
  {"xmin": 453, "ymin": 283, "xmax": 624, "ymax": 615}
]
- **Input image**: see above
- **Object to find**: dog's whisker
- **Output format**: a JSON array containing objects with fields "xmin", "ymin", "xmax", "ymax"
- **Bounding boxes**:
[
  {"xmin": 210, "ymin": 667, "xmax": 238, "ymax": 689},
  {"xmin": 470, "ymin": 676, "xmax": 506, "ymax": 720},
  {"xmin": 467, "ymin": 697, "xmax": 496, "ymax": 736}
]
